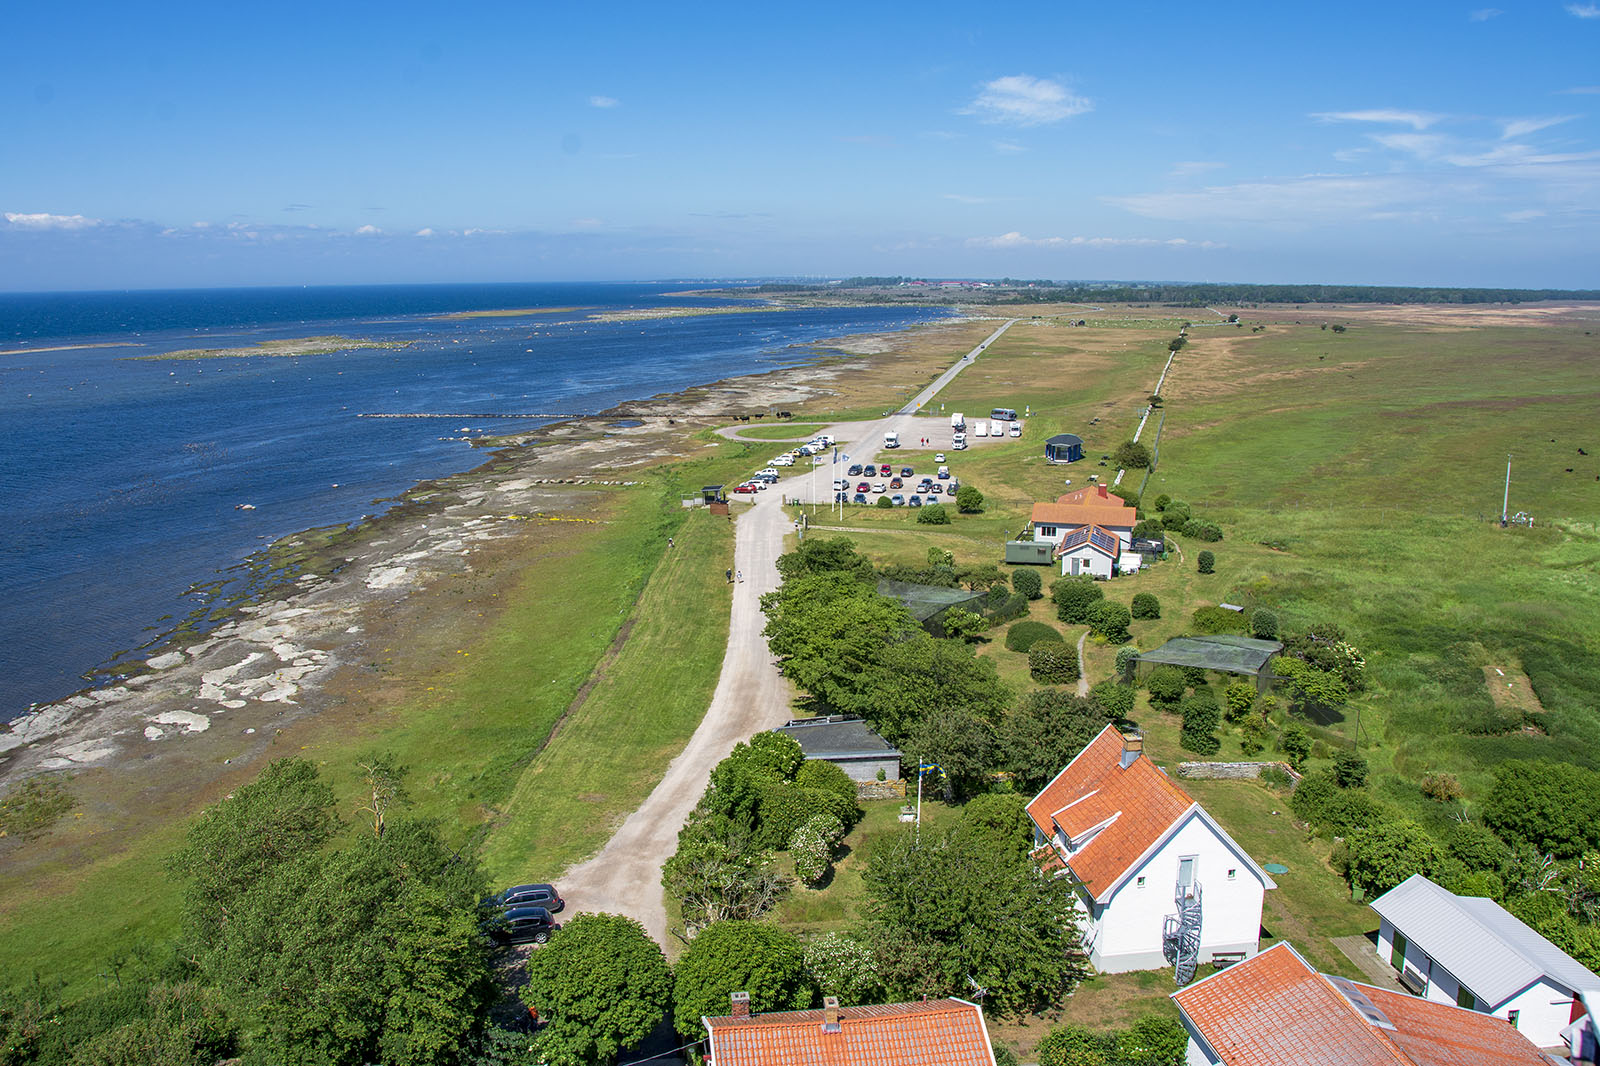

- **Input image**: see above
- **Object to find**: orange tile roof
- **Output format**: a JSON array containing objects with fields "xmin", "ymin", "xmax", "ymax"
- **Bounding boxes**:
[
  {"xmin": 704, "ymin": 998, "xmax": 994, "ymax": 1066},
  {"xmin": 1057, "ymin": 486, "xmax": 1134, "ymax": 508},
  {"xmin": 1174, "ymin": 942, "xmax": 1554, "ymax": 1066},
  {"xmin": 1025, "ymin": 725, "xmax": 1197, "ymax": 900},
  {"xmin": 1030, "ymin": 501, "xmax": 1136, "ymax": 531}
]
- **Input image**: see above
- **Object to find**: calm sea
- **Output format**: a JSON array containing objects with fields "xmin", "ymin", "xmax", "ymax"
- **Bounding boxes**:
[{"xmin": 0, "ymin": 283, "xmax": 946, "ymax": 722}]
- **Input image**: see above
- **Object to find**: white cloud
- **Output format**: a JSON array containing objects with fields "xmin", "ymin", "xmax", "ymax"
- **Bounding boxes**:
[
  {"xmin": 1109, "ymin": 174, "xmax": 1430, "ymax": 224},
  {"xmin": 1370, "ymin": 132, "xmax": 1449, "ymax": 158},
  {"xmin": 1566, "ymin": 3, "xmax": 1600, "ymax": 17},
  {"xmin": 993, "ymin": 140, "xmax": 1026, "ymax": 154},
  {"xmin": 4, "ymin": 211, "xmax": 102, "ymax": 230},
  {"xmin": 1312, "ymin": 109, "xmax": 1443, "ymax": 130},
  {"xmin": 1170, "ymin": 161, "xmax": 1225, "ymax": 178},
  {"xmin": 414, "ymin": 227, "xmax": 435, "ymax": 237},
  {"xmin": 355, "ymin": 224, "xmax": 382, "ymax": 235},
  {"xmin": 589, "ymin": 95, "xmax": 620, "ymax": 108},
  {"xmin": 1557, "ymin": 85, "xmax": 1600, "ymax": 94},
  {"xmin": 963, "ymin": 74, "xmax": 1091, "ymax": 126},
  {"xmin": 1500, "ymin": 115, "xmax": 1578, "ymax": 138},
  {"xmin": 1504, "ymin": 209, "xmax": 1546, "ymax": 222},
  {"xmin": 1469, "ymin": 8, "xmax": 1502, "ymax": 20},
  {"xmin": 966, "ymin": 231, "xmax": 1221, "ymax": 249}
]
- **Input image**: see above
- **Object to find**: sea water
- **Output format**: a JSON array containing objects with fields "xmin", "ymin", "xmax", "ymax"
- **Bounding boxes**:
[{"xmin": 0, "ymin": 283, "xmax": 946, "ymax": 721}]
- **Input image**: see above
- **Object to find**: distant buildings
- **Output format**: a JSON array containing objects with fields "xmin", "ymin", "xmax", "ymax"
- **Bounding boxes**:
[{"xmin": 772, "ymin": 715, "xmax": 901, "ymax": 782}]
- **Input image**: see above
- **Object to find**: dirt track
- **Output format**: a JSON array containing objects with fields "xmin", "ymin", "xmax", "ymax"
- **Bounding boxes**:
[{"xmin": 556, "ymin": 321, "xmax": 1015, "ymax": 945}]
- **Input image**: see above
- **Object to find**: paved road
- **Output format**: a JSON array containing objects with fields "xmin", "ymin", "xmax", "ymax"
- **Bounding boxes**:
[{"xmin": 559, "ymin": 319, "xmax": 1013, "ymax": 945}]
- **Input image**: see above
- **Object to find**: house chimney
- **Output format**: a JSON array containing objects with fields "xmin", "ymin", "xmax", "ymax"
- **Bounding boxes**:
[
  {"xmin": 730, "ymin": 991, "xmax": 750, "ymax": 1019},
  {"xmin": 1120, "ymin": 731, "xmax": 1143, "ymax": 769},
  {"xmin": 1098, "ymin": 485, "xmax": 1109, "ymax": 499},
  {"xmin": 822, "ymin": 996, "xmax": 841, "ymax": 1033}
]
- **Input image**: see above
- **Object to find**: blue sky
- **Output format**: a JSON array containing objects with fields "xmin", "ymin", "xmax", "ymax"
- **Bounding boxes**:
[{"xmin": 3, "ymin": 1, "xmax": 1598, "ymax": 290}]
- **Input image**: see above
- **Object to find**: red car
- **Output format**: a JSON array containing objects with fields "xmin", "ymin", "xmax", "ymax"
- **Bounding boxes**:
[
  {"xmin": 856, "ymin": 482, "xmax": 871, "ymax": 494},
  {"xmin": 890, "ymin": 477, "xmax": 903, "ymax": 489},
  {"xmin": 732, "ymin": 483, "xmax": 759, "ymax": 494}
]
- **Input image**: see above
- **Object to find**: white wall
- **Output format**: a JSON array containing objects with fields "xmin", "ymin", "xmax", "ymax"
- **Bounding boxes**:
[
  {"xmin": 1091, "ymin": 810, "xmax": 1266, "ymax": 973},
  {"xmin": 1377, "ymin": 917, "xmax": 1579, "ymax": 1047},
  {"xmin": 1182, "ymin": 1023, "xmax": 1222, "ymax": 1066},
  {"xmin": 1060, "ymin": 547, "xmax": 1113, "ymax": 579}
]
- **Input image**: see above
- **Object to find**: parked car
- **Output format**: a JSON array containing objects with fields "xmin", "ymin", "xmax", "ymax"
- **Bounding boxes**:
[
  {"xmin": 872, "ymin": 482, "xmax": 887, "ymax": 493},
  {"xmin": 856, "ymin": 482, "xmax": 870, "ymax": 494},
  {"xmin": 908, "ymin": 495, "xmax": 923, "ymax": 507},
  {"xmin": 891, "ymin": 494, "xmax": 905, "ymax": 506},
  {"xmin": 937, "ymin": 465, "xmax": 951, "ymax": 479},
  {"xmin": 953, "ymin": 441, "xmax": 968, "ymax": 451},
  {"xmin": 928, "ymin": 483, "xmax": 943, "ymax": 494},
  {"xmin": 732, "ymin": 483, "xmax": 758, "ymax": 494},
  {"xmin": 900, "ymin": 466, "xmax": 914, "ymax": 478},
  {"xmin": 853, "ymin": 493, "xmax": 868, "ymax": 504},
  {"xmin": 889, "ymin": 477, "xmax": 903, "ymax": 489},
  {"xmin": 934, "ymin": 452, "xmax": 946, "ymax": 462},
  {"xmin": 486, "ymin": 905, "xmax": 560, "ymax": 945},
  {"xmin": 486, "ymin": 883, "xmax": 564, "ymax": 912},
  {"xmin": 835, "ymin": 491, "xmax": 849, "ymax": 502},
  {"xmin": 1009, "ymin": 424, "xmax": 1022, "ymax": 437},
  {"xmin": 772, "ymin": 454, "xmax": 794, "ymax": 466},
  {"xmin": 847, "ymin": 464, "xmax": 863, "ymax": 476},
  {"xmin": 948, "ymin": 478, "xmax": 960, "ymax": 493},
  {"xmin": 864, "ymin": 464, "xmax": 878, "ymax": 477}
]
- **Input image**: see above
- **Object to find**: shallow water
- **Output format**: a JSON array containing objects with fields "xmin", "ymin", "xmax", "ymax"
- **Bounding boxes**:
[{"xmin": 0, "ymin": 283, "xmax": 945, "ymax": 720}]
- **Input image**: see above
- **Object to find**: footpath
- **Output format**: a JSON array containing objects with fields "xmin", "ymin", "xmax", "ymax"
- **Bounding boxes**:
[{"xmin": 558, "ymin": 320, "xmax": 1014, "ymax": 944}]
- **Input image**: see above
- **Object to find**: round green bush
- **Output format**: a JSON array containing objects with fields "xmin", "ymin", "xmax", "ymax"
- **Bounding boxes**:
[
  {"xmin": 1114, "ymin": 645, "xmax": 1141, "ymax": 678},
  {"xmin": 1051, "ymin": 576, "xmax": 1104, "ymax": 623},
  {"xmin": 1197, "ymin": 550, "xmax": 1215, "ymax": 574},
  {"xmin": 916, "ymin": 503, "xmax": 950, "ymax": 525},
  {"xmin": 875, "ymin": 495, "xmax": 893, "ymax": 509},
  {"xmin": 1130, "ymin": 593, "xmax": 1161, "ymax": 620},
  {"xmin": 1028, "ymin": 640, "xmax": 1079, "ymax": 685},
  {"xmin": 1086, "ymin": 600, "xmax": 1132, "ymax": 644},
  {"xmin": 1250, "ymin": 608, "xmax": 1279, "ymax": 639},
  {"xmin": 1089, "ymin": 680, "xmax": 1136, "ymax": 720},
  {"xmin": 1006, "ymin": 620, "xmax": 1061, "ymax": 653},
  {"xmin": 1146, "ymin": 664, "xmax": 1186, "ymax": 705},
  {"xmin": 1011, "ymin": 568, "xmax": 1043, "ymax": 600}
]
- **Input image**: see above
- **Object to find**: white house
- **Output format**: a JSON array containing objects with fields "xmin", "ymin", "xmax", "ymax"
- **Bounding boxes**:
[
  {"xmin": 1371, "ymin": 873, "xmax": 1600, "ymax": 1050},
  {"xmin": 1174, "ymin": 940, "xmax": 1557, "ymax": 1066},
  {"xmin": 1029, "ymin": 485, "xmax": 1137, "ymax": 550},
  {"xmin": 1025, "ymin": 726, "xmax": 1276, "ymax": 974},
  {"xmin": 1056, "ymin": 524, "xmax": 1119, "ymax": 578}
]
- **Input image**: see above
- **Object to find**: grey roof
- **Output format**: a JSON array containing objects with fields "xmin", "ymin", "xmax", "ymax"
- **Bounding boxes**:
[
  {"xmin": 876, "ymin": 579, "xmax": 986, "ymax": 624},
  {"xmin": 1045, "ymin": 433, "xmax": 1083, "ymax": 446},
  {"xmin": 1370, "ymin": 873, "xmax": 1600, "ymax": 1006},
  {"xmin": 1134, "ymin": 635, "xmax": 1283, "ymax": 675},
  {"xmin": 775, "ymin": 716, "xmax": 900, "ymax": 760}
]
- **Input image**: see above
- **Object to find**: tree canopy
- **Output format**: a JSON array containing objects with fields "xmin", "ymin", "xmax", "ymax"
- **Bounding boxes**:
[
  {"xmin": 672, "ymin": 922, "xmax": 814, "ymax": 1038},
  {"xmin": 523, "ymin": 914, "xmax": 671, "ymax": 1066}
]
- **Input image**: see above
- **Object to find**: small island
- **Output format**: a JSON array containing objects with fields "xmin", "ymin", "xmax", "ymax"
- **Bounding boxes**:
[{"xmin": 130, "ymin": 335, "xmax": 412, "ymax": 361}]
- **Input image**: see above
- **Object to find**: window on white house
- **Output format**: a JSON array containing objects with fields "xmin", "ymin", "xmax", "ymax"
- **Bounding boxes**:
[
  {"xmin": 1136, "ymin": 876, "xmax": 1146, "ymax": 888},
  {"xmin": 1228, "ymin": 868, "xmax": 1237, "ymax": 880},
  {"xmin": 1507, "ymin": 1010, "xmax": 1520, "ymax": 1028}
]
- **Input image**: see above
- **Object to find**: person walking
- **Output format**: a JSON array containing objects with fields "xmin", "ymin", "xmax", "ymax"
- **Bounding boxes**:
[
  {"xmin": 726, "ymin": 568, "xmax": 732, "ymax": 583},
  {"xmin": 736, "ymin": 570, "xmax": 743, "ymax": 583}
]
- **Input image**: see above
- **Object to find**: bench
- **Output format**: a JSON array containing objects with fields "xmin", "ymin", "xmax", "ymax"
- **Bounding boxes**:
[{"xmin": 1399, "ymin": 967, "xmax": 1428, "ymax": 996}]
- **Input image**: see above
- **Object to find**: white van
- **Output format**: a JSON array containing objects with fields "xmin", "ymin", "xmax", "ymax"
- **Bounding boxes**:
[
  {"xmin": 974, "ymin": 421, "xmax": 988, "ymax": 438},
  {"xmin": 951, "ymin": 412, "xmax": 965, "ymax": 431},
  {"xmin": 884, "ymin": 431, "xmax": 900, "ymax": 449}
]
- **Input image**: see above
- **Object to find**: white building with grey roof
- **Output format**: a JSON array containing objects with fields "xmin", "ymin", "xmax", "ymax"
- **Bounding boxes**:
[{"xmin": 1370, "ymin": 872, "xmax": 1600, "ymax": 1050}]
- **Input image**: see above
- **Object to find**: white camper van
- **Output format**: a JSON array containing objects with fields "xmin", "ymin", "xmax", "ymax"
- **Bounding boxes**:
[
  {"xmin": 974, "ymin": 421, "xmax": 988, "ymax": 438},
  {"xmin": 884, "ymin": 430, "xmax": 900, "ymax": 449},
  {"xmin": 951, "ymin": 412, "xmax": 965, "ymax": 431}
]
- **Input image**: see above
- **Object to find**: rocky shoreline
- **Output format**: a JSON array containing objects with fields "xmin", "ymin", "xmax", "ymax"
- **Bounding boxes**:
[{"xmin": 0, "ymin": 325, "xmax": 961, "ymax": 792}]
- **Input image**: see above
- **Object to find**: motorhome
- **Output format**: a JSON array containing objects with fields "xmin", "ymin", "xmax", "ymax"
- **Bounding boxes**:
[
  {"xmin": 991, "ymin": 407, "xmax": 1017, "ymax": 422},
  {"xmin": 974, "ymin": 421, "xmax": 988, "ymax": 438},
  {"xmin": 951, "ymin": 412, "xmax": 965, "ymax": 431},
  {"xmin": 883, "ymin": 430, "xmax": 900, "ymax": 449}
]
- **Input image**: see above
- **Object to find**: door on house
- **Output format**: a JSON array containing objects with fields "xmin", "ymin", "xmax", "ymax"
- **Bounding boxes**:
[
  {"xmin": 1177, "ymin": 856, "xmax": 1196, "ymax": 895},
  {"xmin": 1391, "ymin": 931, "xmax": 1407, "ymax": 970}
]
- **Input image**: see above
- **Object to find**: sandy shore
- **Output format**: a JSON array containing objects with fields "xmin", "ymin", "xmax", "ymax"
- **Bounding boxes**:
[{"xmin": 0, "ymin": 317, "xmax": 977, "ymax": 804}]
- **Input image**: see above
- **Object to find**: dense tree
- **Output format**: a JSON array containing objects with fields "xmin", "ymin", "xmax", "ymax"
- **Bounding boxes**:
[
  {"xmin": 672, "ymin": 923, "xmax": 813, "ymax": 1038},
  {"xmin": 955, "ymin": 485, "xmax": 985, "ymax": 513},
  {"xmin": 904, "ymin": 709, "xmax": 997, "ymax": 801},
  {"xmin": 523, "ymin": 914, "xmax": 671, "ymax": 1066},
  {"xmin": 1483, "ymin": 760, "xmax": 1600, "ymax": 858},
  {"xmin": 1145, "ymin": 664, "xmax": 1186, "ymax": 707},
  {"xmin": 1345, "ymin": 820, "xmax": 1444, "ymax": 900},
  {"xmin": 1051, "ymin": 576, "xmax": 1104, "ymax": 624},
  {"xmin": 1005, "ymin": 619, "xmax": 1059, "ymax": 652},
  {"xmin": 1289, "ymin": 773, "xmax": 1389, "ymax": 836},
  {"xmin": 1114, "ymin": 441, "xmax": 1152, "ymax": 469},
  {"xmin": 1179, "ymin": 693, "xmax": 1222, "ymax": 755},
  {"xmin": 917, "ymin": 503, "xmax": 951, "ymax": 525},
  {"xmin": 1086, "ymin": 601, "xmax": 1132, "ymax": 644},
  {"xmin": 1444, "ymin": 822, "xmax": 1511, "ymax": 875},
  {"xmin": 661, "ymin": 818, "xmax": 789, "ymax": 932},
  {"xmin": 1272, "ymin": 656, "xmax": 1349, "ymax": 713},
  {"xmin": 802, "ymin": 932, "xmax": 884, "ymax": 1007},
  {"xmin": 1196, "ymin": 550, "xmax": 1215, "ymax": 574},
  {"xmin": 794, "ymin": 759, "xmax": 856, "ymax": 804},
  {"xmin": 1223, "ymin": 680, "xmax": 1257, "ymax": 723},
  {"xmin": 1088, "ymin": 680, "xmax": 1135, "ymax": 721},
  {"xmin": 941, "ymin": 607, "xmax": 989, "ymax": 641},
  {"xmin": 761, "ymin": 573, "xmax": 918, "ymax": 712},
  {"xmin": 1130, "ymin": 593, "xmax": 1161, "ymax": 620},
  {"xmin": 956, "ymin": 794, "xmax": 1036, "ymax": 861},
  {"xmin": 68, "ymin": 983, "xmax": 236, "ymax": 1066},
  {"xmin": 1249, "ymin": 608, "xmax": 1279, "ymax": 640},
  {"xmin": 1036, "ymin": 1025, "xmax": 1109, "ymax": 1066},
  {"xmin": 1011, "ymin": 568, "xmax": 1043, "ymax": 600},
  {"xmin": 856, "ymin": 633, "xmax": 1010, "ymax": 741},
  {"xmin": 1278, "ymin": 723, "xmax": 1312, "ymax": 770},
  {"xmin": 775, "ymin": 536, "xmax": 874, "ymax": 584},
  {"xmin": 1333, "ymin": 751, "xmax": 1369, "ymax": 789},
  {"xmin": 1002, "ymin": 691, "xmax": 1106, "ymax": 795},
  {"xmin": 1029, "ymin": 640, "xmax": 1079, "ymax": 684},
  {"xmin": 863, "ymin": 826, "xmax": 1087, "ymax": 1015}
]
